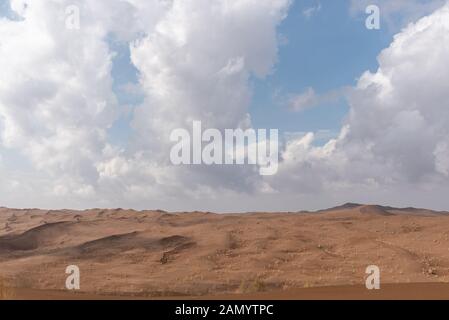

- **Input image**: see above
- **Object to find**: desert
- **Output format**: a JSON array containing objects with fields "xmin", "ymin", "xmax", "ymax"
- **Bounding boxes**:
[{"xmin": 2, "ymin": 203, "xmax": 449, "ymax": 300}]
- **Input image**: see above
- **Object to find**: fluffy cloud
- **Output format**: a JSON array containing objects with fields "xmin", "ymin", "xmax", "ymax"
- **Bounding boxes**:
[
  {"xmin": 0, "ymin": 1, "xmax": 119, "ymax": 192},
  {"xmin": 95, "ymin": 0, "xmax": 291, "ymax": 202},
  {"xmin": 0, "ymin": 0, "xmax": 291, "ymax": 209},
  {"xmin": 344, "ymin": 3, "xmax": 449, "ymax": 182},
  {"xmin": 0, "ymin": 0, "xmax": 171, "ymax": 204},
  {"xmin": 130, "ymin": 0, "xmax": 289, "ymax": 138},
  {"xmin": 271, "ymin": 2, "xmax": 449, "ymax": 208}
]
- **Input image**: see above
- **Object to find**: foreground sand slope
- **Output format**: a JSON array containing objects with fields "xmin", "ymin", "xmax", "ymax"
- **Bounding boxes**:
[
  {"xmin": 10, "ymin": 283, "xmax": 449, "ymax": 300},
  {"xmin": 1, "ymin": 204, "xmax": 449, "ymax": 299}
]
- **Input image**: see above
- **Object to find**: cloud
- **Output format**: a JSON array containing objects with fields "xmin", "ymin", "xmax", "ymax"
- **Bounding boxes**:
[
  {"xmin": 302, "ymin": 2, "xmax": 321, "ymax": 19},
  {"xmin": 343, "ymin": 2, "xmax": 449, "ymax": 183},
  {"xmin": 288, "ymin": 87, "xmax": 317, "ymax": 112},
  {"xmin": 0, "ymin": 0, "xmax": 291, "ymax": 209},
  {"xmin": 0, "ymin": 1, "xmax": 119, "ymax": 189},
  {"xmin": 271, "ymin": 3, "xmax": 449, "ymax": 209},
  {"xmin": 287, "ymin": 87, "xmax": 344, "ymax": 112},
  {"xmin": 0, "ymin": 0, "xmax": 172, "ymax": 206},
  {"xmin": 112, "ymin": 0, "xmax": 291, "ymax": 198}
]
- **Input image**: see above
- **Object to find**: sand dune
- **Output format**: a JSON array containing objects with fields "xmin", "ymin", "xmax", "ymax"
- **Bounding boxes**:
[
  {"xmin": 1, "ymin": 204, "xmax": 449, "ymax": 299},
  {"xmin": 0, "ymin": 222, "xmax": 75, "ymax": 252}
]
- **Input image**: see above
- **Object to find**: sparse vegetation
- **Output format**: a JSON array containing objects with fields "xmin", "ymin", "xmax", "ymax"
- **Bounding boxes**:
[
  {"xmin": 0, "ymin": 277, "xmax": 15, "ymax": 300},
  {"xmin": 225, "ymin": 232, "xmax": 239, "ymax": 250},
  {"xmin": 251, "ymin": 278, "xmax": 266, "ymax": 292},
  {"xmin": 238, "ymin": 278, "xmax": 267, "ymax": 293}
]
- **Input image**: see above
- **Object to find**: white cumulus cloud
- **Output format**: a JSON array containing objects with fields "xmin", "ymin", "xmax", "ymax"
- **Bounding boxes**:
[{"xmin": 271, "ymin": 2, "xmax": 449, "ymax": 210}]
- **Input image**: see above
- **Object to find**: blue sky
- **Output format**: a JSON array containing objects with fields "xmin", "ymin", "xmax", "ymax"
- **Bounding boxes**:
[
  {"xmin": 0, "ymin": 0, "xmax": 19, "ymax": 19},
  {"xmin": 250, "ymin": 0, "xmax": 391, "ymax": 135}
]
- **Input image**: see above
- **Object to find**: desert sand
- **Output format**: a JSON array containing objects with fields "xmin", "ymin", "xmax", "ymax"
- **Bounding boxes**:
[{"xmin": 2, "ymin": 203, "xmax": 449, "ymax": 300}]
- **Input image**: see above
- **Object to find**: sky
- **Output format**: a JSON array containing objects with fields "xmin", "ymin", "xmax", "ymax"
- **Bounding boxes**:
[{"xmin": 1, "ymin": 0, "xmax": 449, "ymax": 212}]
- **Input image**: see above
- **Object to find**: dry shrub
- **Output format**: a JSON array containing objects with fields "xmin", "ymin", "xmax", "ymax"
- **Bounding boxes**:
[
  {"xmin": 225, "ymin": 232, "xmax": 239, "ymax": 250},
  {"xmin": 238, "ymin": 278, "xmax": 267, "ymax": 294},
  {"xmin": 0, "ymin": 277, "xmax": 15, "ymax": 300}
]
